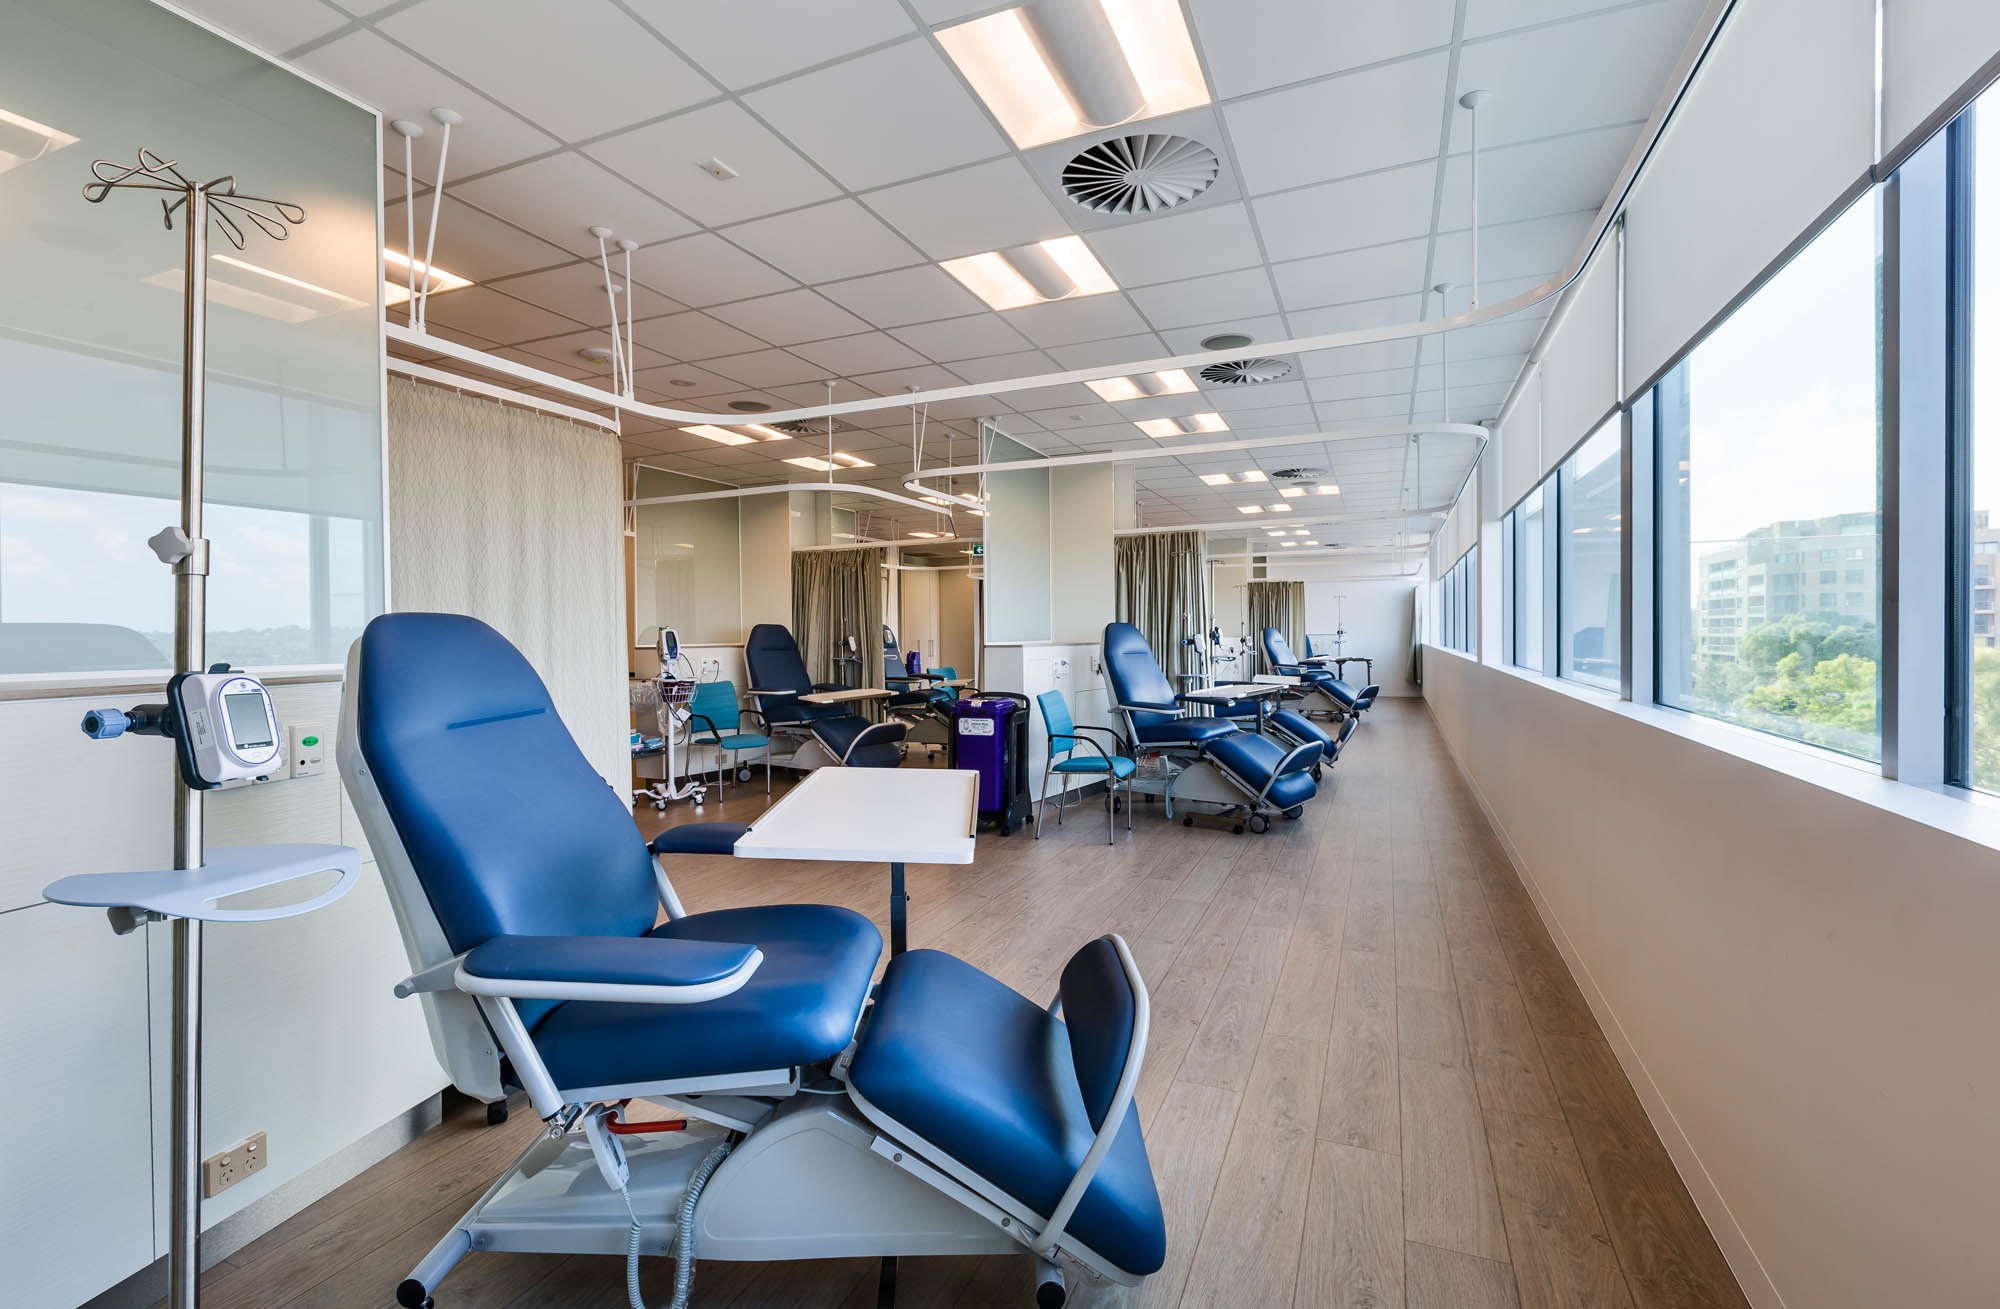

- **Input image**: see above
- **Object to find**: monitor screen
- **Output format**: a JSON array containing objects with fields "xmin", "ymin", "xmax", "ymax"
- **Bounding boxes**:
[{"xmin": 223, "ymin": 691, "xmax": 273, "ymax": 751}]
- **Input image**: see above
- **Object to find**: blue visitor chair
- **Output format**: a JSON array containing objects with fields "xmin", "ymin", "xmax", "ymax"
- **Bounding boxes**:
[
  {"xmin": 1036, "ymin": 689, "xmax": 1136, "ymax": 844},
  {"xmin": 687, "ymin": 678, "xmax": 772, "ymax": 795}
]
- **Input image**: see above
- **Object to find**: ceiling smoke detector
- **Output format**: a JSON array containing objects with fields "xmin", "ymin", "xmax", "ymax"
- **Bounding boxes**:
[
  {"xmin": 1270, "ymin": 466, "xmax": 1328, "ymax": 483},
  {"xmin": 1199, "ymin": 357, "xmax": 1293, "ymax": 385},
  {"xmin": 1060, "ymin": 133, "xmax": 1220, "ymax": 216}
]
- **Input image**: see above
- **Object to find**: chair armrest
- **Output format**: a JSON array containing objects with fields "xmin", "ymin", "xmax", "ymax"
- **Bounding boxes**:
[
  {"xmin": 811, "ymin": 682, "xmax": 846, "ymax": 693},
  {"xmin": 739, "ymin": 707, "xmax": 774, "ymax": 734},
  {"xmin": 745, "ymin": 687, "xmax": 794, "ymax": 698},
  {"xmin": 686, "ymin": 712, "xmax": 720, "ymax": 740},
  {"xmin": 837, "ymin": 720, "xmax": 906, "ymax": 764},
  {"xmin": 1115, "ymin": 699, "xmax": 1179, "ymax": 714},
  {"xmin": 1273, "ymin": 740, "xmax": 1324, "ymax": 777},
  {"xmin": 455, "ymin": 934, "xmax": 762, "ymax": 1004}
]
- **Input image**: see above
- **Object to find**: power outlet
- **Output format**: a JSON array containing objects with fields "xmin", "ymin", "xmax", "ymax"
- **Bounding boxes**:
[{"xmin": 202, "ymin": 1131, "xmax": 268, "ymax": 1197}]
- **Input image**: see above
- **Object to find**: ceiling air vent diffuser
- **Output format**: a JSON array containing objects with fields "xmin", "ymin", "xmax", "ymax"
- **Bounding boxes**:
[
  {"xmin": 767, "ymin": 418, "xmax": 855, "ymax": 437},
  {"xmin": 1061, "ymin": 133, "xmax": 1220, "ymax": 215},
  {"xmin": 1270, "ymin": 466, "xmax": 1328, "ymax": 483},
  {"xmin": 1199, "ymin": 357, "xmax": 1293, "ymax": 385}
]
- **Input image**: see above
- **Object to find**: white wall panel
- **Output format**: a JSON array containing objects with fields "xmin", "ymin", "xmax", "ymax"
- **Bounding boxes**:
[
  {"xmin": 1623, "ymin": 0, "xmax": 1876, "ymax": 395},
  {"xmin": 1538, "ymin": 243, "xmax": 1620, "ymax": 469},
  {"xmin": 1883, "ymin": 0, "xmax": 2000, "ymax": 157},
  {"xmin": 1499, "ymin": 363, "xmax": 1546, "ymax": 510},
  {"xmin": 1049, "ymin": 464, "xmax": 1116, "ymax": 644}
]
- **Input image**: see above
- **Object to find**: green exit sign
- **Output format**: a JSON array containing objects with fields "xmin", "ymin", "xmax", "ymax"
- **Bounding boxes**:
[{"xmin": 971, "ymin": 543, "xmax": 984, "ymax": 556}]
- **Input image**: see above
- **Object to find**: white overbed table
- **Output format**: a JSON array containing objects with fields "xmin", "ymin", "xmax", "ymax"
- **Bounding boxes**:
[{"xmin": 734, "ymin": 766, "xmax": 977, "ymax": 956}]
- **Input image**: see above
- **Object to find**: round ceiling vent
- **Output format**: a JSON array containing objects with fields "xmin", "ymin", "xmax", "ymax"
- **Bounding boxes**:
[
  {"xmin": 1199, "ymin": 357, "xmax": 1294, "ymax": 385},
  {"xmin": 767, "ymin": 417, "xmax": 854, "ymax": 436},
  {"xmin": 1200, "ymin": 332, "xmax": 1253, "ymax": 351},
  {"xmin": 1061, "ymin": 133, "xmax": 1220, "ymax": 216},
  {"xmin": 728, "ymin": 399, "xmax": 772, "ymax": 412},
  {"xmin": 1270, "ymin": 466, "xmax": 1329, "ymax": 482}
]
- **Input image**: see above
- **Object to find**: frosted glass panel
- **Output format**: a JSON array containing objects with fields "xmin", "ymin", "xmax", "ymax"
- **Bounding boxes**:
[
  {"xmin": 633, "ymin": 467, "xmax": 742, "ymax": 646},
  {"xmin": 0, "ymin": 0, "xmax": 384, "ymax": 674}
]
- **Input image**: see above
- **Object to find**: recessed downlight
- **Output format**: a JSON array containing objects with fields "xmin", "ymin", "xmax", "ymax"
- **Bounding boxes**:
[
  {"xmin": 1199, "ymin": 332, "xmax": 1253, "ymax": 351},
  {"xmin": 728, "ymin": 399, "xmax": 772, "ymax": 412}
]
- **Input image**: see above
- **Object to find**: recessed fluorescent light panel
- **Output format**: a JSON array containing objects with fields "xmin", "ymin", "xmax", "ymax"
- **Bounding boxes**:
[
  {"xmin": 685, "ymin": 424, "xmax": 756, "ymax": 446},
  {"xmin": 785, "ymin": 452, "xmax": 876, "ymax": 471},
  {"xmin": 1134, "ymin": 412, "xmax": 1227, "ymax": 439},
  {"xmin": 383, "ymin": 249, "xmax": 472, "ymax": 305},
  {"xmin": 1268, "ymin": 503, "xmax": 1292, "ymax": 513},
  {"xmin": 1198, "ymin": 472, "xmax": 1233, "ymax": 486},
  {"xmin": 1315, "ymin": 484, "xmax": 1340, "ymax": 495},
  {"xmin": 1199, "ymin": 467, "xmax": 1265, "ymax": 487},
  {"xmin": 1277, "ymin": 486, "xmax": 1305, "ymax": 498},
  {"xmin": 941, "ymin": 235, "xmax": 1117, "ymax": 311},
  {"xmin": 1236, "ymin": 505, "xmax": 1263, "ymax": 515},
  {"xmin": 1239, "ymin": 469, "xmax": 1266, "ymax": 482},
  {"xmin": 936, "ymin": 0, "xmax": 1210, "ymax": 149},
  {"xmin": 1084, "ymin": 368, "xmax": 1197, "ymax": 402}
]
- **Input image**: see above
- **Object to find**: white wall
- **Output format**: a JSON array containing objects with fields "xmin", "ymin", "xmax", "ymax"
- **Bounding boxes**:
[
  {"xmin": 1300, "ymin": 578, "xmax": 1418, "ymax": 695},
  {"xmin": 1050, "ymin": 464, "xmax": 1115, "ymax": 643},
  {"xmin": 1423, "ymin": 651, "xmax": 2000, "ymax": 1309}
]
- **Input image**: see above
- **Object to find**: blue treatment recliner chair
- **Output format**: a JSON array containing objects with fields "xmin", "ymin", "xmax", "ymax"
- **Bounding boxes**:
[
  {"xmin": 338, "ymin": 614, "xmax": 1165, "ymax": 1308},
  {"xmin": 1262, "ymin": 627, "xmax": 1379, "ymax": 721},
  {"xmin": 1102, "ymin": 622, "xmax": 1321, "ymax": 834},
  {"xmin": 882, "ymin": 624, "xmax": 953, "ymax": 753},
  {"xmin": 744, "ymin": 622, "xmax": 904, "ymax": 769}
]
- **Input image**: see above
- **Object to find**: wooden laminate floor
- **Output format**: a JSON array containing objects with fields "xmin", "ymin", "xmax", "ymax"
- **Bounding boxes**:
[{"xmin": 188, "ymin": 701, "xmax": 1748, "ymax": 1309}]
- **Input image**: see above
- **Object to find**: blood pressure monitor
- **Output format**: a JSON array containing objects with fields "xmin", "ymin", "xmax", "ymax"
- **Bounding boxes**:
[{"xmin": 81, "ymin": 664, "xmax": 282, "ymax": 790}]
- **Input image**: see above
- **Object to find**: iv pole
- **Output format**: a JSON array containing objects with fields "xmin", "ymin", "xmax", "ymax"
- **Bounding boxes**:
[{"xmin": 81, "ymin": 149, "xmax": 305, "ymax": 1309}]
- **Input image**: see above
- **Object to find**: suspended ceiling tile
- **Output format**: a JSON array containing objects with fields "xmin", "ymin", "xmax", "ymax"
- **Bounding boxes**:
[
  {"xmin": 1286, "ymin": 294, "xmax": 1426, "ymax": 336},
  {"xmin": 632, "ymin": 233, "xmax": 796, "ymax": 307},
  {"xmin": 848, "ymin": 364, "xmax": 974, "ymax": 396},
  {"xmin": 1223, "ymin": 52, "xmax": 1450, "ymax": 195},
  {"xmin": 790, "ymin": 332, "xmax": 930, "ymax": 375},
  {"xmin": 516, "ymin": 324, "xmax": 676, "ymax": 371},
  {"xmin": 1250, "ymin": 160, "xmax": 1440, "ymax": 262},
  {"xmin": 706, "ymin": 289, "xmax": 871, "ymax": 346},
  {"xmin": 628, "ymin": 309, "xmax": 770, "ymax": 360},
  {"xmin": 1432, "ymin": 210, "xmax": 1593, "ymax": 287},
  {"xmin": 485, "ymin": 263, "xmax": 682, "ymax": 328},
  {"xmin": 1001, "ymin": 295, "xmax": 1151, "ymax": 349},
  {"xmin": 296, "ymin": 31, "xmax": 560, "ymax": 175},
  {"xmin": 1083, "ymin": 203, "xmax": 1266, "ymax": 289},
  {"xmin": 947, "ymin": 350, "xmax": 1060, "ymax": 384},
  {"xmin": 1202, "ymin": 379, "xmax": 1313, "ymax": 410},
  {"xmin": 1449, "ymin": 3, "xmax": 1699, "ymax": 150},
  {"xmin": 817, "ymin": 265, "xmax": 987, "ymax": 328},
  {"xmin": 1128, "ymin": 267, "xmax": 1280, "ymax": 329},
  {"xmin": 379, "ymin": 0, "xmax": 714, "ymax": 141},
  {"xmin": 585, "ymin": 102, "xmax": 841, "ymax": 228},
  {"xmin": 1045, "ymin": 333, "xmax": 1173, "ymax": 369},
  {"xmin": 624, "ymin": 0, "xmax": 915, "ymax": 91},
  {"xmin": 1157, "ymin": 314, "xmax": 1290, "ymax": 355},
  {"xmin": 631, "ymin": 362, "xmax": 747, "ymax": 398},
  {"xmin": 1191, "ymin": 0, "xmax": 1457, "ymax": 100},
  {"xmin": 701, "ymin": 347, "xmax": 831, "ymax": 389},
  {"xmin": 384, "ymin": 195, "xmax": 573, "ymax": 280},
  {"xmin": 889, "ymin": 314, "xmax": 1035, "ymax": 363},
  {"xmin": 1271, "ymin": 236, "xmax": 1431, "ymax": 312},
  {"xmin": 723, "ymin": 199, "xmax": 925, "ymax": 283},
  {"xmin": 448, "ymin": 152, "xmax": 698, "ymax": 258},
  {"xmin": 1436, "ymin": 123, "xmax": 1639, "ymax": 231},
  {"xmin": 863, "ymin": 158, "xmax": 1073, "ymax": 260},
  {"xmin": 746, "ymin": 39, "xmax": 1008, "ymax": 191},
  {"xmin": 1299, "ymin": 339, "xmax": 1422, "ymax": 378}
]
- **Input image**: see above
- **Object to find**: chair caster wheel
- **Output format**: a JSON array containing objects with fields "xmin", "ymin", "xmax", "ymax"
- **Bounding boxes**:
[
  {"xmin": 1311, "ymin": 765, "xmax": 1322, "ymax": 782},
  {"xmin": 1248, "ymin": 814, "xmax": 1269, "ymax": 834},
  {"xmin": 486, "ymin": 1099, "xmax": 509, "ymax": 1126},
  {"xmin": 738, "ymin": 766, "xmax": 752, "ymax": 781},
  {"xmin": 1036, "ymin": 1280, "xmax": 1067, "ymax": 1308},
  {"xmin": 654, "ymin": 801, "xmax": 666, "ymax": 812},
  {"xmin": 1182, "ymin": 816, "xmax": 1194, "ymax": 827},
  {"xmin": 1283, "ymin": 805, "xmax": 1304, "ymax": 820},
  {"xmin": 1232, "ymin": 823, "xmax": 1245, "ymax": 835}
]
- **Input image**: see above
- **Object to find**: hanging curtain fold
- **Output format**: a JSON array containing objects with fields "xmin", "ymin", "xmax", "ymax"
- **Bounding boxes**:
[
  {"xmin": 1114, "ymin": 531, "xmax": 1209, "ymax": 687},
  {"xmin": 792, "ymin": 547, "xmax": 885, "ymax": 687},
  {"xmin": 1244, "ymin": 580, "xmax": 1306, "ymax": 672}
]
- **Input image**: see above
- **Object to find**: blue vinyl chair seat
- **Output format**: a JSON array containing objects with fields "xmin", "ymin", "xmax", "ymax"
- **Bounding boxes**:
[
  {"xmin": 714, "ymin": 731, "xmax": 768, "ymax": 750},
  {"xmin": 1053, "ymin": 754, "xmax": 1137, "ymax": 779},
  {"xmin": 1133, "ymin": 716, "xmax": 1237, "ymax": 746},
  {"xmin": 530, "ymin": 905, "xmax": 881, "ymax": 1089},
  {"xmin": 1204, "ymin": 732, "xmax": 1317, "ymax": 810},
  {"xmin": 848, "ymin": 948, "xmax": 1166, "ymax": 1278}
]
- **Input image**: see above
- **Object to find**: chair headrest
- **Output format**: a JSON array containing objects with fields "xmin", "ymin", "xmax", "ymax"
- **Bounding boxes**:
[
  {"xmin": 745, "ymin": 623, "xmax": 811, "ymax": 696},
  {"xmin": 1262, "ymin": 627, "xmax": 1296, "ymax": 666},
  {"xmin": 1102, "ymin": 623, "xmax": 1174, "ymax": 706},
  {"xmin": 354, "ymin": 613, "xmax": 658, "ymax": 964}
]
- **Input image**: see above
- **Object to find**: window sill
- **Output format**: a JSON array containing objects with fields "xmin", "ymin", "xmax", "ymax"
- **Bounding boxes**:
[
  {"xmin": 0, "ymin": 663, "xmax": 345, "ymax": 702},
  {"xmin": 1431, "ymin": 645, "xmax": 2000, "ymax": 857}
]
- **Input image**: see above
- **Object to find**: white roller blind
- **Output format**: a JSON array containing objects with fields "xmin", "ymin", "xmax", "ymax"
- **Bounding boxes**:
[
  {"xmin": 1884, "ymin": 1, "xmax": 2000, "ymax": 157},
  {"xmin": 1499, "ymin": 364, "xmax": 1545, "ymax": 510},
  {"xmin": 1623, "ymin": 0, "xmax": 1875, "ymax": 396},
  {"xmin": 1538, "ymin": 242, "xmax": 1619, "ymax": 474}
]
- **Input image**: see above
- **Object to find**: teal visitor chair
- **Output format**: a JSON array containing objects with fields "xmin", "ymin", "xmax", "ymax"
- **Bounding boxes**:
[
  {"xmin": 687, "ymin": 678, "xmax": 772, "ymax": 795},
  {"xmin": 1035, "ymin": 689, "xmax": 1136, "ymax": 844}
]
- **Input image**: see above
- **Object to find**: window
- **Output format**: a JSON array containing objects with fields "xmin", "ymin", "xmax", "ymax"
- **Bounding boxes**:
[
  {"xmin": 1558, "ymin": 420, "xmax": 1622, "ymax": 689},
  {"xmin": 1510, "ymin": 485, "xmax": 1547, "ymax": 671},
  {"xmin": 1656, "ymin": 198, "xmax": 1881, "ymax": 760},
  {"xmin": 1438, "ymin": 548, "xmax": 1477, "ymax": 655},
  {"xmin": 1965, "ymin": 86, "xmax": 2000, "ymax": 791}
]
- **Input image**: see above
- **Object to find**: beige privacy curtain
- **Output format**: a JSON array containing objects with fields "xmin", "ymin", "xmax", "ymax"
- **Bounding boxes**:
[
  {"xmin": 792, "ymin": 547, "xmax": 885, "ymax": 687},
  {"xmin": 385, "ymin": 378, "xmax": 627, "ymax": 789},
  {"xmin": 1115, "ymin": 530, "xmax": 1209, "ymax": 686},
  {"xmin": 1245, "ymin": 581, "xmax": 1305, "ymax": 671}
]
